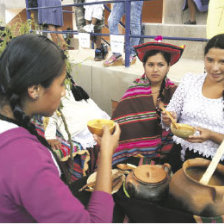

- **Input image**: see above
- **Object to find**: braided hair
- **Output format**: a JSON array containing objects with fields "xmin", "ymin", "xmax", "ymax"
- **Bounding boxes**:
[
  {"xmin": 142, "ymin": 49, "xmax": 171, "ymax": 101},
  {"xmin": 0, "ymin": 34, "xmax": 69, "ymax": 183},
  {"xmin": 67, "ymin": 73, "xmax": 89, "ymax": 101}
]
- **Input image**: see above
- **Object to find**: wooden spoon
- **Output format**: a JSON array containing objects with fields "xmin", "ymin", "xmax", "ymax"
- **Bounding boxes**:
[
  {"xmin": 117, "ymin": 163, "xmax": 137, "ymax": 171},
  {"xmin": 200, "ymin": 140, "xmax": 224, "ymax": 185},
  {"xmin": 160, "ymin": 106, "xmax": 179, "ymax": 129}
]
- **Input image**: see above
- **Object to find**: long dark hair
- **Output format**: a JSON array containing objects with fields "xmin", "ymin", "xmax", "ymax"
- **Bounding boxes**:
[
  {"xmin": 142, "ymin": 50, "xmax": 171, "ymax": 101},
  {"xmin": 204, "ymin": 34, "xmax": 224, "ymax": 56},
  {"xmin": 67, "ymin": 73, "xmax": 89, "ymax": 101},
  {"xmin": 0, "ymin": 34, "xmax": 68, "ymax": 182},
  {"xmin": 204, "ymin": 34, "xmax": 224, "ymax": 111}
]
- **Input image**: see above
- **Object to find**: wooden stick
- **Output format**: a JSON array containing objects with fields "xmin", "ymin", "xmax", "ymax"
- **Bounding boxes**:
[
  {"xmin": 160, "ymin": 106, "xmax": 179, "ymax": 129},
  {"xmin": 200, "ymin": 140, "xmax": 224, "ymax": 185},
  {"xmin": 79, "ymin": 181, "xmax": 95, "ymax": 192}
]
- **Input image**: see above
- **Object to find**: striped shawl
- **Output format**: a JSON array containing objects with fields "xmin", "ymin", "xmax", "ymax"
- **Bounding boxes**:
[{"xmin": 112, "ymin": 74, "xmax": 177, "ymax": 165}]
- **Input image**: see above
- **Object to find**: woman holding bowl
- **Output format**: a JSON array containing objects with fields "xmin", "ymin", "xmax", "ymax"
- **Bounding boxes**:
[{"xmin": 162, "ymin": 34, "xmax": 224, "ymax": 172}]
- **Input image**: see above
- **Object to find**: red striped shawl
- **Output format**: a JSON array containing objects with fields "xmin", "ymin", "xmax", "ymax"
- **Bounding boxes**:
[{"xmin": 112, "ymin": 74, "xmax": 177, "ymax": 165}]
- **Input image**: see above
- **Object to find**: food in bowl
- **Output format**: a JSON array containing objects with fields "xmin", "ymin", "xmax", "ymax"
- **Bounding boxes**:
[
  {"xmin": 171, "ymin": 123, "xmax": 195, "ymax": 138},
  {"xmin": 87, "ymin": 119, "xmax": 115, "ymax": 137}
]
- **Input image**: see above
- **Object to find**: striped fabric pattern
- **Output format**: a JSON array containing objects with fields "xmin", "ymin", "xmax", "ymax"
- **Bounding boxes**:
[
  {"xmin": 112, "ymin": 74, "xmax": 176, "ymax": 165},
  {"xmin": 33, "ymin": 120, "xmax": 99, "ymax": 181}
]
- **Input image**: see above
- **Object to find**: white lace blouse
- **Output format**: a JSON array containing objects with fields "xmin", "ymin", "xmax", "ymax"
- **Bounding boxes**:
[{"xmin": 166, "ymin": 73, "xmax": 224, "ymax": 161}]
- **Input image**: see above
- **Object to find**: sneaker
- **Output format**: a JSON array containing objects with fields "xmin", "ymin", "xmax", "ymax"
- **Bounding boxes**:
[
  {"xmin": 94, "ymin": 48, "xmax": 104, "ymax": 61},
  {"xmin": 122, "ymin": 55, "xmax": 137, "ymax": 65},
  {"xmin": 103, "ymin": 54, "xmax": 123, "ymax": 67},
  {"xmin": 101, "ymin": 43, "xmax": 108, "ymax": 59},
  {"xmin": 184, "ymin": 20, "xmax": 196, "ymax": 25},
  {"xmin": 94, "ymin": 44, "xmax": 108, "ymax": 61}
]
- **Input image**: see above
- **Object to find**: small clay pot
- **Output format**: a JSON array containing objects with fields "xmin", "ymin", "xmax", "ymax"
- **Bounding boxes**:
[
  {"xmin": 125, "ymin": 164, "xmax": 171, "ymax": 201},
  {"xmin": 169, "ymin": 158, "xmax": 224, "ymax": 216}
]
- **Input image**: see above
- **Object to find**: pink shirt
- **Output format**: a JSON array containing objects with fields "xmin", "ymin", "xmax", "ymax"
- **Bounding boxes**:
[{"xmin": 0, "ymin": 126, "xmax": 114, "ymax": 222}]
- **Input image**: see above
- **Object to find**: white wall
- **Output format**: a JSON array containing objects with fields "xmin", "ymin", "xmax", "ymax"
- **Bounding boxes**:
[{"xmin": 0, "ymin": 0, "xmax": 25, "ymax": 9}]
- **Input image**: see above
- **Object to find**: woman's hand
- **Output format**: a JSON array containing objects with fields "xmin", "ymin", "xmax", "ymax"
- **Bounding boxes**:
[
  {"xmin": 161, "ymin": 111, "xmax": 177, "ymax": 127},
  {"xmin": 47, "ymin": 139, "xmax": 62, "ymax": 150},
  {"xmin": 186, "ymin": 127, "xmax": 211, "ymax": 143},
  {"xmin": 93, "ymin": 122, "xmax": 121, "ymax": 156},
  {"xmin": 94, "ymin": 123, "xmax": 121, "ymax": 193}
]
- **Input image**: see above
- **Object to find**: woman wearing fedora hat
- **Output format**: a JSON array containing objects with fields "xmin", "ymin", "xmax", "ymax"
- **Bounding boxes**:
[{"xmin": 112, "ymin": 39, "xmax": 184, "ymax": 165}]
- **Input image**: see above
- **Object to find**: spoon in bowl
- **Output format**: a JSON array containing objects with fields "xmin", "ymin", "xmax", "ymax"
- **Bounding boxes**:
[{"xmin": 160, "ymin": 106, "xmax": 179, "ymax": 129}]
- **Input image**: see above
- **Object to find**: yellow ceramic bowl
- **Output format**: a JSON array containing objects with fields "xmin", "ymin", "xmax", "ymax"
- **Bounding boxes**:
[
  {"xmin": 87, "ymin": 119, "xmax": 115, "ymax": 137},
  {"xmin": 171, "ymin": 123, "xmax": 195, "ymax": 139}
]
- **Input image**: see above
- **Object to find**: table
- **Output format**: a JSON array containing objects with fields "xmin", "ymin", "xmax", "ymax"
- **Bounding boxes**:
[{"xmin": 69, "ymin": 172, "xmax": 195, "ymax": 223}]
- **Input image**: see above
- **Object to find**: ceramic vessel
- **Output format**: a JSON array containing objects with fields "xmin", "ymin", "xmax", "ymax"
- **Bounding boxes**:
[
  {"xmin": 125, "ymin": 164, "xmax": 171, "ymax": 201},
  {"xmin": 87, "ymin": 119, "xmax": 115, "ymax": 137},
  {"xmin": 169, "ymin": 158, "xmax": 224, "ymax": 216},
  {"xmin": 171, "ymin": 123, "xmax": 195, "ymax": 138}
]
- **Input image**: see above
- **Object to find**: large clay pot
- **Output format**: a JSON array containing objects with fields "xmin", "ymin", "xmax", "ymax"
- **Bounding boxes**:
[
  {"xmin": 169, "ymin": 158, "xmax": 224, "ymax": 217},
  {"xmin": 125, "ymin": 164, "xmax": 171, "ymax": 201}
]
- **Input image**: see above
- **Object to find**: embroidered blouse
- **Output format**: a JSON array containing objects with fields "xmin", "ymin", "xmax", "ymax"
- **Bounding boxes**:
[{"xmin": 166, "ymin": 73, "xmax": 224, "ymax": 160}]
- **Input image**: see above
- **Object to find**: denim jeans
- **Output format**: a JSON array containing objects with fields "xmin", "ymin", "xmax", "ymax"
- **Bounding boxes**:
[{"xmin": 108, "ymin": 0, "xmax": 143, "ymax": 56}]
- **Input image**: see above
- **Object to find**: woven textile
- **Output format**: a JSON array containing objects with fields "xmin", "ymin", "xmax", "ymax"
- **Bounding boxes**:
[
  {"xmin": 33, "ymin": 118, "xmax": 99, "ymax": 181},
  {"xmin": 112, "ymin": 74, "xmax": 177, "ymax": 165}
]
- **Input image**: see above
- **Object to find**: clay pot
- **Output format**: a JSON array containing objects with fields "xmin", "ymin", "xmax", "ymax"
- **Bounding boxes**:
[
  {"xmin": 169, "ymin": 158, "xmax": 224, "ymax": 216},
  {"xmin": 125, "ymin": 164, "xmax": 171, "ymax": 201}
]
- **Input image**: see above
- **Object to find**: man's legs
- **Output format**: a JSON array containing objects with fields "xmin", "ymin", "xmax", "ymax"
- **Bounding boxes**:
[
  {"xmin": 104, "ymin": 2, "xmax": 125, "ymax": 65},
  {"xmin": 74, "ymin": 0, "xmax": 86, "ymax": 31},
  {"xmin": 108, "ymin": 2, "xmax": 125, "ymax": 36},
  {"xmin": 129, "ymin": 0, "xmax": 143, "ymax": 56}
]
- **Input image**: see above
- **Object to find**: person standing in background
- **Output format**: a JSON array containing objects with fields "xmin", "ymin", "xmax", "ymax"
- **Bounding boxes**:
[
  {"xmin": 37, "ymin": 0, "xmax": 67, "ymax": 49},
  {"xmin": 73, "ymin": 0, "xmax": 108, "ymax": 61},
  {"xmin": 183, "ymin": 0, "xmax": 209, "ymax": 25},
  {"xmin": 103, "ymin": 1, "xmax": 143, "ymax": 66}
]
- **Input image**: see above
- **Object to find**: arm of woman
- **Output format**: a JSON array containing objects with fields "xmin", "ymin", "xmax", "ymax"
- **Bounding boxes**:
[
  {"xmin": 93, "ymin": 123, "xmax": 121, "ymax": 193},
  {"xmin": 187, "ymin": 127, "xmax": 224, "ymax": 144},
  {"xmin": 161, "ymin": 74, "xmax": 191, "ymax": 127},
  {"xmin": 45, "ymin": 114, "xmax": 62, "ymax": 150},
  {"xmin": 44, "ymin": 113, "xmax": 58, "ymax": 140},
  {"xmin": 11, "ymin": 133, "xmax": 120, "ymax": 223}
]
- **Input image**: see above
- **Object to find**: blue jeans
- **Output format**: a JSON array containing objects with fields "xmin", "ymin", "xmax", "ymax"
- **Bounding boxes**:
[{"xmin": 108, "ymin": 0, "xmax": 143, "ymax": 56}]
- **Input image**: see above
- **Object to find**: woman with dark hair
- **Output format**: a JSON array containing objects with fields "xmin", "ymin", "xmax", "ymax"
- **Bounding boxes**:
[
  {"xmin": 111, "ymin": 40, "xmax": 184, "ymax": 165},
  {"xmin": 0, "ymin": 34, "xmax": 120, "ymax": 222},
  {"xmin": 162, "ymin": 33, "xmax": 224, "ymax": 173}
]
